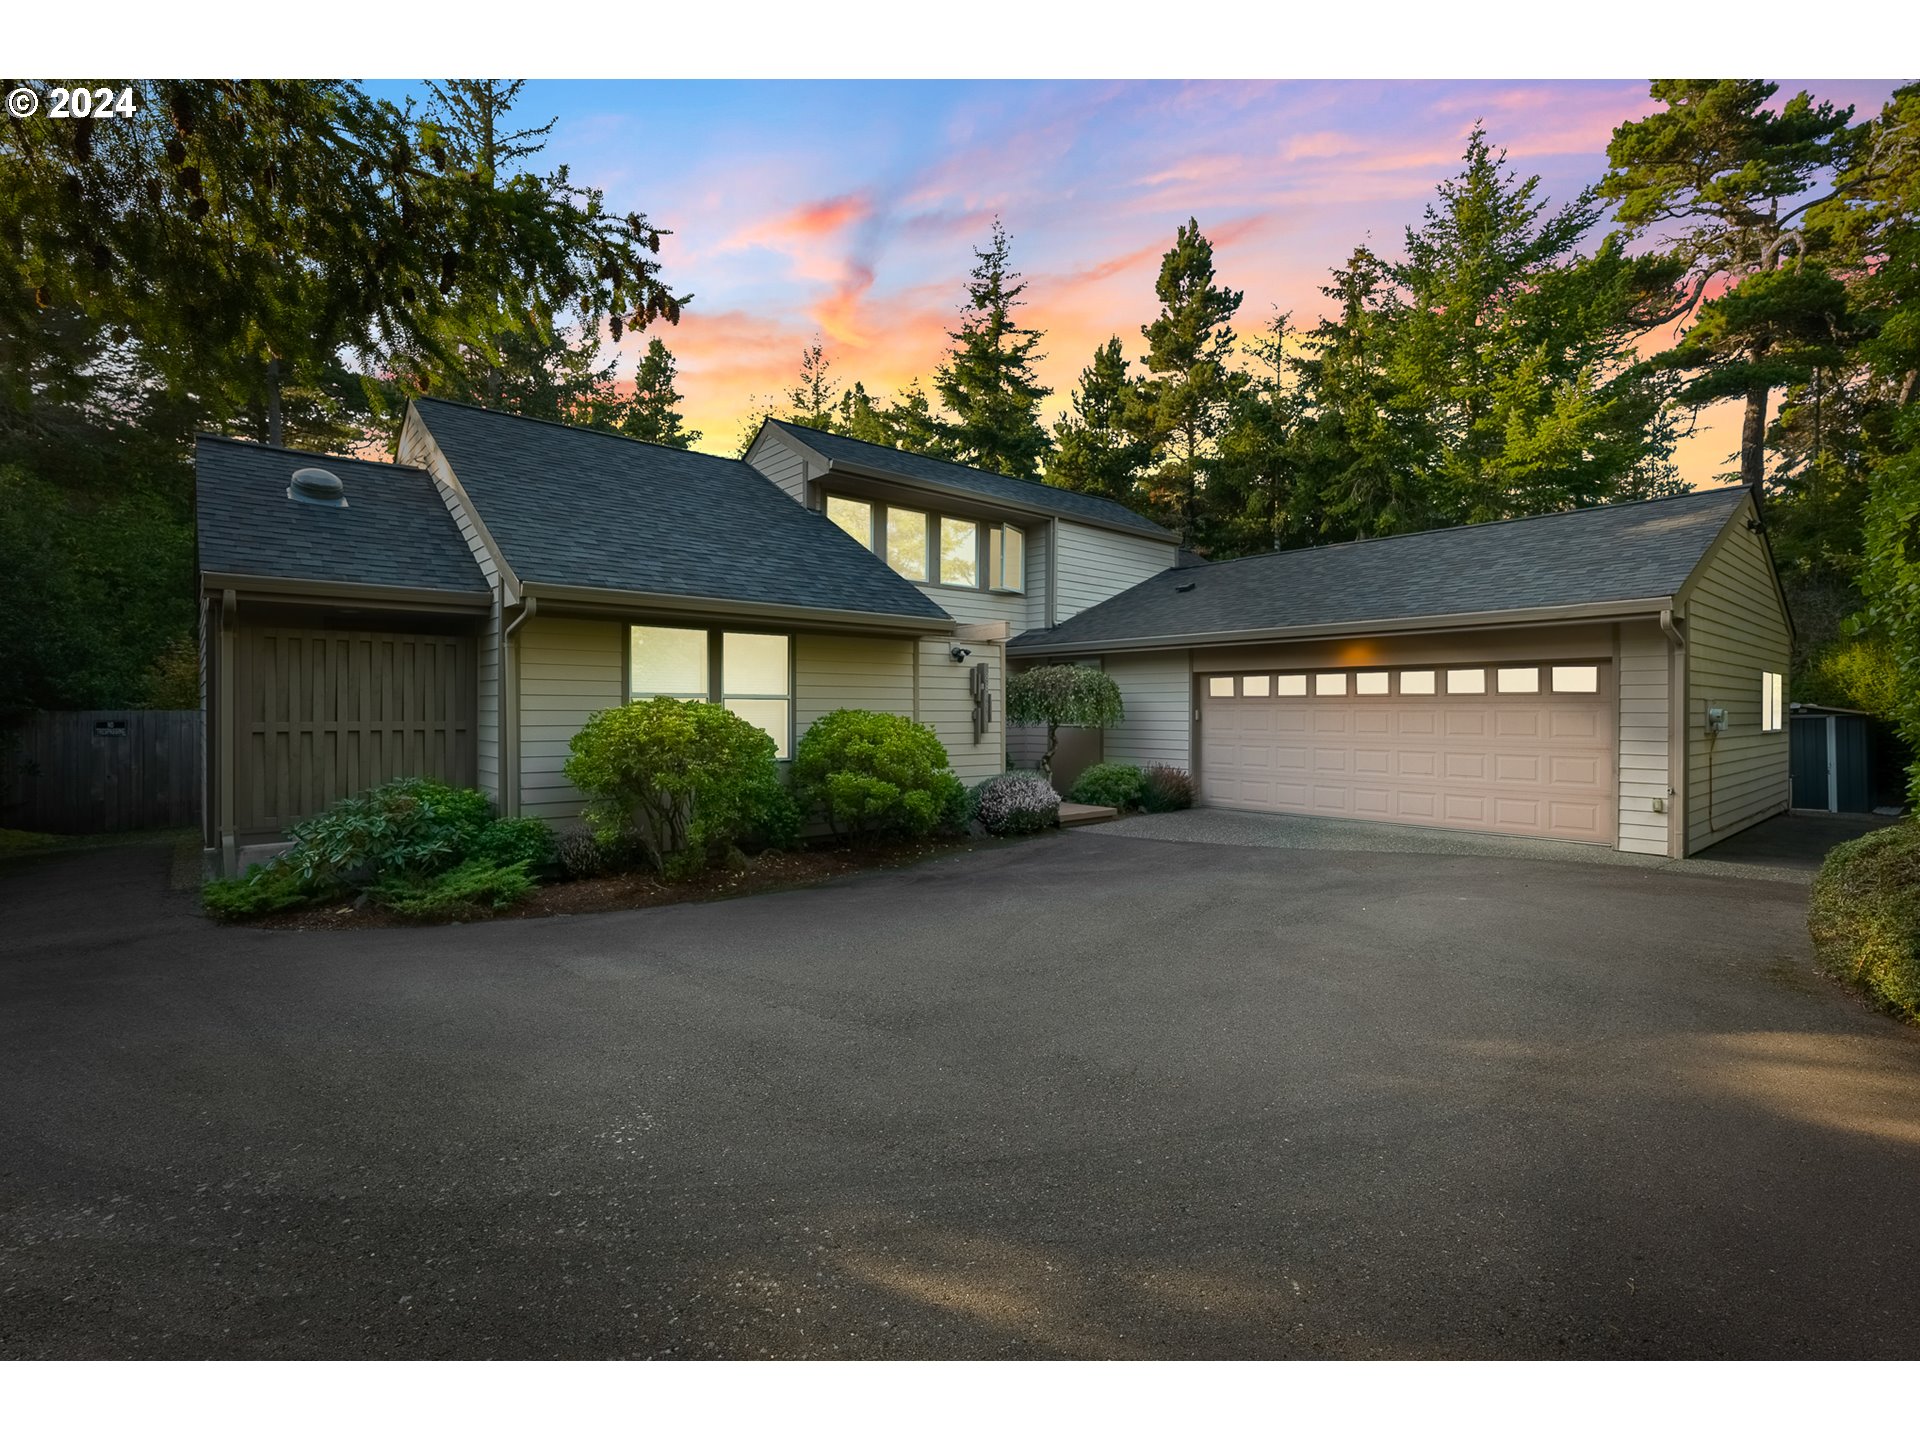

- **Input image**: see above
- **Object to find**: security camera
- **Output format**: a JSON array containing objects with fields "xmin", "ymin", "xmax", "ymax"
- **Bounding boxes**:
[{"xmin": 950, "ymin": 645, "xmax": 972, "ymax": 663}]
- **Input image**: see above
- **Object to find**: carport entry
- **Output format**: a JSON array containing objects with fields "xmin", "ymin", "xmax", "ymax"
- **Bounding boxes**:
[
  {"xmin": 1199, "ymin": 661, "xmax": 1615, "ymax": 844},
  {"xmin": 233, "ymin": 624, "xmax": 476, "ymax": 840}
]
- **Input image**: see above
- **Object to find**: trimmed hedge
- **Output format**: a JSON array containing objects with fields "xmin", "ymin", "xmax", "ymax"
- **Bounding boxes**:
[
  {"xmin": 792, "ymin": 709, "xmax": 968, "ymax": 840},
  {"xmin": 1068, "ymin": 761, "xmax": 1145, "ymax": 810},
  {"xmin": 1809, "ymin": 819, "xmax": 1920, "ymax": 1022}
]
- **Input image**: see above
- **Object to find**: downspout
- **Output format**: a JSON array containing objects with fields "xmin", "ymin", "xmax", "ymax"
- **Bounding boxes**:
[
  {"xmin": 501, "ymin": 595, "xmax": 537, "ymax": 818},
  {"xmin": 1661, "ymin": 606, "xmax": 1687, "ymax": 858}
]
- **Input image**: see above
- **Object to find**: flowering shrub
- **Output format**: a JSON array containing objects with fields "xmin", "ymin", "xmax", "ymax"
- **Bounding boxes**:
[
  {"xmin": 969, "ymin": 772, "xmax": 1060, "ymax": 836},
  {"xmin": 1140, "ymin": 765, "xmax": 1195, "ymax": 813}
]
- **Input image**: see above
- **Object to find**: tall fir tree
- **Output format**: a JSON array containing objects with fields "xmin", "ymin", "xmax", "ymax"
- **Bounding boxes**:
[
  {"xmin": 1049, "ymin": 338, "xmax": 1153, "ymax": 506},
  {"xmin": 933, "ymin": 220, "xmax": 1052, "ymax": 479},
  {"xmin": 611, "ymin": 337, "xmax": 699, "ymax": 449},
  {"xmin": 1599, "ymin": 80, "xmax": 1861, "ymax": 490},
  {"xmin": 1136, "ymin": 218, "xmax": 1245, "ymax": 544}
]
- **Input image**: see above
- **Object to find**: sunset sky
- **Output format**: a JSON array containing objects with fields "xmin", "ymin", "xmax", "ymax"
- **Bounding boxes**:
[{"xmin": 369, "ymin": 78, "xmax": 1898, "ymax": 479}]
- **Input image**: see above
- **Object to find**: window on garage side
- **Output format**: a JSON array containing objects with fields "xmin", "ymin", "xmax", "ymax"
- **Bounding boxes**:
[
  {"xmin": 1208, "ymin": 676, "xmax": 1234, "ymax": 697},
  {"xmin": 1242, "ymin": 675, "xmax": 1271, "ymax": 697},
  {"xmin": 1762, "ymin": 670, "xmax": 1784, "ymax": 731},
  {"xmin": 1446, "ymin": 669, "xmax": 1486, "ymax": 695},
  {"xmin": 1315, "ymin": 673, "xmax": 1348, "ymax": 696},
  {"xmin": 1276, "ymin": 674, "xmax": 1307, "ymax": 696},
  {"xmin": 1552, "ymin": 665, "xmax": 1599, "ymax": 693},
  {"xmin": 1497, "ymin": 667, "xmax": 1539, "ymax": 694},
  {"xmin": 1399, "ymin": 670, "xmax": 1436, "ymax": 695},
  {"xmin": 1355, "ymin": 672, "xmax": 1389, "ymax": 695}
]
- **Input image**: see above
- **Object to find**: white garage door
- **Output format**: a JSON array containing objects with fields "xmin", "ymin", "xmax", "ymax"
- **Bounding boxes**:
[{"xmin": 1199, "ymin": 662, "xmax": 1615, "ymax": 844}]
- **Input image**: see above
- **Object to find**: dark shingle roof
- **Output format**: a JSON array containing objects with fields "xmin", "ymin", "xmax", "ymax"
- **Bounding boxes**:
[
  {"xmin": 413, "ymin": 399, "xmax": 948, "ymax": 622},
  {"xmin": 195, "ymin": 435, "xmax": 489, "ymax": 595},
  {"xmin": 1011, "ymin": 486, "xmax": 1749, "ymax": 651},
  {"xmin": 766, "ymin": 420, "xmax": 1176, "ymax": 542}
]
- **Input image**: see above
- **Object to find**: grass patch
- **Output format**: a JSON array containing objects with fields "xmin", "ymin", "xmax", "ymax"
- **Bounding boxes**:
[
  {"xmin": 1808, "ymin": 818, "xmax": 1920, "ymax": 1022},
  {"xmin": 0, "ymin": 825, "xmax": 196, "ymax": 860}
]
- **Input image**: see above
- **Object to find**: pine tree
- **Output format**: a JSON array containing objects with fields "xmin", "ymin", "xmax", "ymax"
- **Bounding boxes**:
[
  {"xmin": 1136, "ymin": 218, "xmax": 1245, "ymax": 543},
  {"xmin": 1049, "ymin": 338, "xmax": 1152, "ymax": 506},
  {"xmin": 933, "ymin": 220, "xmax": 1052, "ymax": 479},
  {"xmin": 1599, "ymin": 80, "xmax": 1862, "ymax": 490},
  {"xmin": 613, "ymin": 338, "xmax": 699, "ymax": 448},
  {"xmin": 1212, "ymin": 313, "xmax": 1307, "ymax": 555}
]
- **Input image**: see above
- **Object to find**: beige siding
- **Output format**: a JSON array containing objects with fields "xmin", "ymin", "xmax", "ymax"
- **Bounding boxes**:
[
  {"xmin": 795, "ymin": 633, "xmax": 914, "ymax": 736},
  {"xmin": 1055, "ymin": 522, "xmax": 1177, "ymax": 623},
  {"xmin": 916, "ymin": 638, "xmax": 1004, "ymax": 784},
  {"xmin": 1105, "ymin": 651, "xmax": 1193, "ymax": 770},
  {"xmin": 923, "ymin": 584, "xmax": 1027, "ymax": 629},
  {"xmin": 517, "ymin": 616, "xmax": 623, "ymax": 821},
  {"xmin": 474, "ymin": 603, "xmax": 502, "ymax": 805},
  {"xmin": 744, "ymin": 429, "xmax": 810, "ymax": 504},
  {"xmin": 1617, "ymin": 621, "xmax": 1672, "ymax": 855},
  {"xmin": 1023, "ymin": 523, "xmax": 1050, "ymax": 634},
  {"xmin": 1684, "ymin": 512, "xmax": 1791, "ymax": 851}
]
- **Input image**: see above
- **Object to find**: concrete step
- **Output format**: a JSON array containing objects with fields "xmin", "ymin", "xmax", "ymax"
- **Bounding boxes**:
[{"xmin": 1058, "ymin": 802, "xmax": 1120, "ymax": 828}]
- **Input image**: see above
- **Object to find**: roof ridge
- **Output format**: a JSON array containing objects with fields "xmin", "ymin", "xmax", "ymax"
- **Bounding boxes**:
[
  {"xmin": 769, "ymin": 418, "xmax": 1169, "ymax": 530},
  {"xmin": 193, "ymin": 432, "xmax": 428, "ymax": 475},
  {"xmin": 1179, "ymin": 485, "xmax": 1749, "ymax": 574},
  {"xmin": 414, "ymin": 395, "xmax": 752, "ymax": 467}
]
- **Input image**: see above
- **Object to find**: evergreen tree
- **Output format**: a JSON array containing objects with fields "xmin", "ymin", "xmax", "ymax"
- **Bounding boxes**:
[
  {"xmin": 1048, "ymin": 338, "xmax": 1153, "ymax": 506},
  {"xmin": 1136, "ymin": 218, "xmax": 1245, "ymax": 543},
  {"xmin": 933, "ymin": 220, "xmax": 1052, "ymax": 479},
  {"xmin": 1599, "ymin": 80, "xmax": 1861, "ymax": 490},
  {"xmin": 613, "ymin": 338, "xmax": 699, "ymax": 449},
  {"xmin": 1212, "ymin": 313, "xmax": 1308, "ymax": 555}
]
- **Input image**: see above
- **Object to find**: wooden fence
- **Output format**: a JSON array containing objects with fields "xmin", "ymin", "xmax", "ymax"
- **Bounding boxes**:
[{"xmin": 1, "ymin": 710, "xmax": 202, "ymax": 835}]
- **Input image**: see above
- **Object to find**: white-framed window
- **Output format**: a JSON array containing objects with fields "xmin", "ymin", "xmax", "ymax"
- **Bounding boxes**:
[
  {"xmin": 885, "ymin": 508, "xmax": 929, "ymax": 582},
  {"xmin": 1242, "ymin": 674, "xmax": 1271, "ymax": 697},
  {"xmin": 826, "ymin": 495, "xmax": 873, "ymax": 549},
  {"xmin": 629, "ymin": 625, "xmax": 792, "ymax": 758},
  {"xmin": 1208, "ymin": 676, "xmax": 1234, "ymax": 698},
  {"xmin": 1497, "ymin": 667, "xmax": 1540, "ymax": 694},
  {"xmin": 1552, "ymin": 665, "xmax": 1599, "ymax": 693},
  {"xmin": 1762, "ymin": 670, "xmax": 1784, "ymax": 732},
  {"xmin": 1355, "ymin": 671, "xmax": 1389, "ymax": 695},
  {"xmin": 1447, "ymin": 669, "xmax": 1486, "ymax": 695},
  {"xmin": 939, "ymin": 517, "xmax": 979, "ymax": 588},
  {"xmin": 1276, "ymin": 674, "xmax": 1307, "ymax": 696},
  {"xmin": 1399, "ymin": 670, "xmax": 1436, "ymax": 695},
  {"xmin": 1315, "ymin": 672, "xmax": 1348, "ymax": 696},
  {"xmin": 988, "ymin": 523, "xmax": 1025, "ymax": 592}
]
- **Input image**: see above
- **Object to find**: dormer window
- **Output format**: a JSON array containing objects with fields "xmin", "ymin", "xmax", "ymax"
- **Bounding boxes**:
[
  {"xmin": 822, "ymin": 492, "xmax": 1023, "ymax": 593},
  {"xmin": 989, "ymin": 523, "xmax": 1024, "ymax": 593},
  {"xmin": 885, "ymin": 508, "xmax": 928, "ymax": 581},
  {"xmin": 826, "ymin": 495, "xmax": 873, "ymax": 548},
  {"xmin": 939, "ymin": 518, "xmax": 979, "ymax": 588}
]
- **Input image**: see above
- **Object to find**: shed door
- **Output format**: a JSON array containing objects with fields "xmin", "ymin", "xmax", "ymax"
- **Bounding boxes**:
[
  {"xmin": 234, "ymin": 625, "xmax": 476, "ymax": 839},
  {"xmin": 1199, "ymin": 662, "xmax": 1615, "ymax": 844}
]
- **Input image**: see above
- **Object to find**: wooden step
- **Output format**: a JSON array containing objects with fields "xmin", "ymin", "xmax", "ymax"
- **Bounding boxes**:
[{"xmin": 1057, "ymin": 802, "xmax": 1120, "ymax": 828}]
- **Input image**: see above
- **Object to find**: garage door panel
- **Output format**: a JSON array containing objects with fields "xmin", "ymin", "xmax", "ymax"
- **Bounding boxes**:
[{"xmin": 1201, "ymin": 663, "xmax": 1614, "ymax": 845}]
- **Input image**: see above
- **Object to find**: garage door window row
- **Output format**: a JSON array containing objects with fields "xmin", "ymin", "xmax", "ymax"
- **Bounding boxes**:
[{"xmin": 1206, "ymin": 664, "xmax": 1601, "ymax": 700}]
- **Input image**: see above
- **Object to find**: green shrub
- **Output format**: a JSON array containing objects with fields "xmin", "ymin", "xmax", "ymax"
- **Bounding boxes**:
[
  {"xmin": 1139, "ymin": 764, "xmax": 1195, "ymax": 813},
  {"xmin": 1809, "ymin": 820, "xmax": 1920, "ymax": 1022},
  {"xmin": 282, "ymin": 777, "xmax": 492, "ymax": 890},
  {"xmin": 202, "ymin": 861, "xmax": 328, "ymax": 921},
  {"xmin": 469, "ymin": 815, "xmax": 558, "ymax": 875},
  {"xmin": 563, "ymin": 698, "xmax": 791, "ymax": 879},
  {"xmin": 792, "ymin": 709, "xmax": 968, "ymax": 840},
  {"xmin": 373, "ymin": 857, "xmax": 537, "ymax": 920},
  {"xmin": 1005, "ymin": 665, "xmax": 1126, "ymax": 778},
  {"xmin": 970, "ymin": 772, "xmax": 1060, "ymax": 836},
  {"xmin": 1068, "ymin": 761, "xmax": 1146, "ymax": 810}
]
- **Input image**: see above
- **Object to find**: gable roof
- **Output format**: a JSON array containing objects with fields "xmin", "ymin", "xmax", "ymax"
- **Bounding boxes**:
[
  {"xmin": 195, "ymin": 435, "xmax": 489, "ymax": 597},
  {"xmin": 411, "ymin": 399, "xmax": 949, "ymax": 624},
  {"xmin": 763, "ymin": 419, "xmax": 1176, "ymax": 543},
  {"xmin": 1010, "ymin": 486, "xmax": 1752, "ymax": 653}
]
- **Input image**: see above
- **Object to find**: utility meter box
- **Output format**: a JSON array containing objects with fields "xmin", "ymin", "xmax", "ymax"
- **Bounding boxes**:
[{"xmin": 1705, "ymin": 705, "xmax": 1729, "ymax": 733}]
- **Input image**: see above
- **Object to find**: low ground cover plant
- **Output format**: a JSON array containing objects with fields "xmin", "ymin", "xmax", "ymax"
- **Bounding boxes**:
[
  {"xmin": 970, "ymin": 772, "xmax": 1061, "ymax": 836},
  {"xmin": 201, "ymin": 777, "xmax": 558, "ymax": 922},
  {"xmin": 792, "ymin": 709, "xmax": 968, "ymax": 840},
  {"xmin": 1067, "ymin": 761, "xmax": 1146, "ymax": 810},
  {"xmin": 564, "ymin": 697, "xmax": 797, "ymax": 879},
  {"xmin": 1139, "ymin": 765, "xmax": 1195, "ymax": 813},
  {"xmin": 1809, "ymin": 819, "xmax": 1920, "ymax": 1022}
]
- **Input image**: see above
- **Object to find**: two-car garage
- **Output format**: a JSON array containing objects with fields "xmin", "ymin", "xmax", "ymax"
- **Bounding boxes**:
[{"xmin": 1197, "ymin": 660, "xmax": 1616, "ymax": 844}]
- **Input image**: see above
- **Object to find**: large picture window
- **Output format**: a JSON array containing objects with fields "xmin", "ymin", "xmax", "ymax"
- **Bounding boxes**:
[
  {"xmin": 629, "ymin": 625, "xmax": 792, "ymax": 758},
  {"xmin": 823, "ymin": 492, "xmax": 1024, "ymax": 593}
]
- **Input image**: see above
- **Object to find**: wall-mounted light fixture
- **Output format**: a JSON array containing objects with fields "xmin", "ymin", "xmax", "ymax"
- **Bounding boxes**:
[{"xmin": 950, "ymin": 645, "xmax": 972, "ymax": 664}]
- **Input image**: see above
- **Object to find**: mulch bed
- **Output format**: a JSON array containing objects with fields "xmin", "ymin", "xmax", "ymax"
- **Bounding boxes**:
[{"xmin": 247, "ymin": 833, "xmax": 1019, "ymax": 931}]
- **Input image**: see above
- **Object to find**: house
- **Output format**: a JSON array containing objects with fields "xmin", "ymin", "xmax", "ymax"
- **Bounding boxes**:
[{"xmin": 196, "ymin": 397, "xmax": 1790, "ymax": 869}]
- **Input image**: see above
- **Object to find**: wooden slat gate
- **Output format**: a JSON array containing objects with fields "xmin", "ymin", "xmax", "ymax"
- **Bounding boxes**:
[
  {"xmin": 235, "ymin": 626, "xmax": 476, "ymax": 840},
  {"xmin": 1, "ymin": 710, "xmax": 202, "ymax": 834}
]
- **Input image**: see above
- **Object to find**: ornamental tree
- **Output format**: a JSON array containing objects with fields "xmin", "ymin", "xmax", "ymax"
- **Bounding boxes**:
[{"xmin": 1005, "ymin": 665, "xmax": 1125, "ymax": 778}]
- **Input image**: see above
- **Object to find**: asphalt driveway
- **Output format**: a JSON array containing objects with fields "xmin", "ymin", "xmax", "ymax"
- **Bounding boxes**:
[{"xmin": 4, "ymin": 828, "xmax": 1919, "ymax": 1359}]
